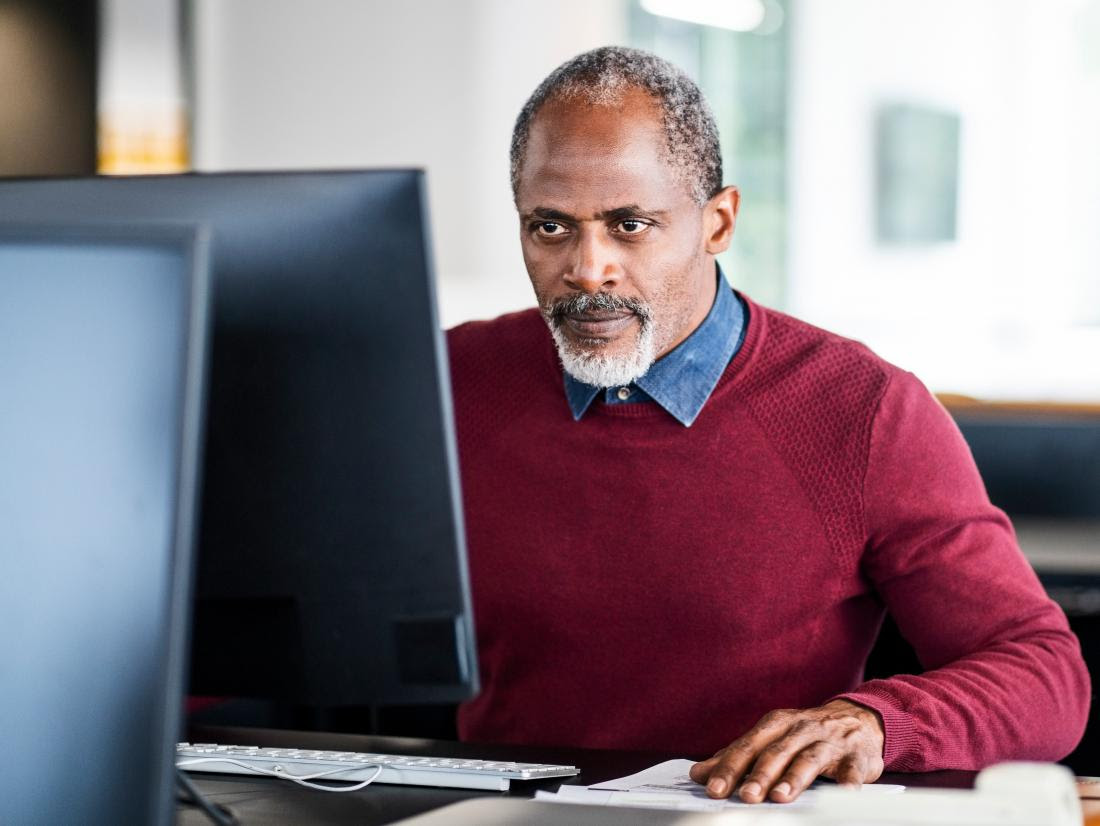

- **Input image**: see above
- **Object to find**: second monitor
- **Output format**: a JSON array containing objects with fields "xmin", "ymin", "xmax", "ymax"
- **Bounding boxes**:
[{"xmin": 0, "ymin": 170, "xmax": 478, "ymax": 708}]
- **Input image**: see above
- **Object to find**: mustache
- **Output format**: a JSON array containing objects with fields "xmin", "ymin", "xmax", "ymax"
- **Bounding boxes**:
[{"xmin": 544, "ymin": 292, "xmax": 652, "ymax": 323}]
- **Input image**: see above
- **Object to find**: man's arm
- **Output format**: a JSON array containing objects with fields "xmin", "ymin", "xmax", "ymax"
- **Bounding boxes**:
[
  {"xmin": 836, "ymin": 370, "xmax": 1090, "ymax": 772},
  {"xmin": 691, "ymin": 370, "xmax": 1089, "ymax": 803}
]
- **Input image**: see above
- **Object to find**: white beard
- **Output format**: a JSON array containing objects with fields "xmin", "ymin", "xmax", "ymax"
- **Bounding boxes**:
[{"xmin": 549, "ymin": 317, "xmax": 657, "ymax": 388}]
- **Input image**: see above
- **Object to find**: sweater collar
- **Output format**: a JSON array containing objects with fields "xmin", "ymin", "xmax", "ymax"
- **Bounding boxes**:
[{"xmin": 562, "ymin": 268, "xmax": 745, "ymax": 427}]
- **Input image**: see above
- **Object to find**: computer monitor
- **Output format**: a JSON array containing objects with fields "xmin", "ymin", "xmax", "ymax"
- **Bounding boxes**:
[
  {"xmin": 0, "ymin": 224, "xmax": 209, "ymax": 825},
  {"xmin": 0, "ymin": 171, "xmax": 478, "ymax": 708}
]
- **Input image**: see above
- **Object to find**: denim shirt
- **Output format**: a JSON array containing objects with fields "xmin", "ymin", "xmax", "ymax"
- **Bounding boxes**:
[{"xmin": 563, "ymin": 268, "xmax": 747, "ymax": 427}]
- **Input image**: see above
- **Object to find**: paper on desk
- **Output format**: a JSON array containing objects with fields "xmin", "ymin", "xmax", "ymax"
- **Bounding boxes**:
[
  {"xmin": 536, "ymin": 760, "xmax": 904, "ymax": 812},
  {"xmin": 536, "ymin": 784, "xmax": 730, "ymax": 811},
  {"xmin": 589, "ymin": 759, "xmax": 726, "ymax": 793}
]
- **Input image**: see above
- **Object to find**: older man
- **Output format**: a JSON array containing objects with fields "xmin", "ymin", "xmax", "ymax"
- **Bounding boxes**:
[{"xmin": 446, "ymin": 46, "xmax": 1089, "ymax": 804}]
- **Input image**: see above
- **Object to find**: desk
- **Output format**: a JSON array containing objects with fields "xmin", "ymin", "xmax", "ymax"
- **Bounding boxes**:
[{"xmin": 177, "ymin": 724, "xmax": 976, "ymax": 825}]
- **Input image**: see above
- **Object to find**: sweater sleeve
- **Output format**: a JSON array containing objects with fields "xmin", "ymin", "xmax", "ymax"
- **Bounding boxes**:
[{"xmin": 835, "ymin": 370, "xmax": 1090, "ymax": 772}]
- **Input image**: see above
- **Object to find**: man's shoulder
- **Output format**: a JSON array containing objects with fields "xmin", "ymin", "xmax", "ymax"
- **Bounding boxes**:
[
  {"xmin": 447, "ymin": 307, "xmax": 545, "ymax": 355},
  {"xmin": 446, "ymin": 307, "xmax": 554, "ymax": 389},
  {"xmin": 746, "ymin": 302, "xmax": 903, "ymax": 399},
  {"xmin": 731, "ymin": 302, "xmax": 917, "ymax": 561},
  {"xmin": 446, "ymin": 308, "xmax": 563, "ymax": 430},
  {"xmin": 728, "ymin": 301, "xmax": 915, "ymax": 470}
]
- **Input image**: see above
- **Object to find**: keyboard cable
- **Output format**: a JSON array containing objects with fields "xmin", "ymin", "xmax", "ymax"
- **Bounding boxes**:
[
  {"xmin": 178, "ymin": 757, "xmax": 385, "ymax": 792},
  {"xmin": 176, "ymin": 769, "xmax": 240, "ymax": 826}
]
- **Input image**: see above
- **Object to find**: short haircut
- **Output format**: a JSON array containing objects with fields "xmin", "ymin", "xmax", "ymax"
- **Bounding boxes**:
[{"xmin": 510, "ymin": 46, "xmax": 723, "ymax": 206}]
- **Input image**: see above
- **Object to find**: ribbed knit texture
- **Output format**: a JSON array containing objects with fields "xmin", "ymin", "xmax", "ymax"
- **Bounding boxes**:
[{"xmin": 447, "ymin": 295, "xmax": 1089, "ymax": 770}]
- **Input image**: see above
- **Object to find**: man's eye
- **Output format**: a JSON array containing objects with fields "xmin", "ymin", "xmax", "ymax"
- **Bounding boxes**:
[
  {"xmin": 617, "ymin": 219, "xmax": 648, "ymax": 234},
  {"xmin": 535, "ymin": 222, "xmax": 566, "ymax": 236}
]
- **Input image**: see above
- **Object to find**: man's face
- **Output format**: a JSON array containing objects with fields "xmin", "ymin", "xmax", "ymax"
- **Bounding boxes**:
[{"xmin": 515, "ymin": 88, "xmax": 732, "ymax": 386}]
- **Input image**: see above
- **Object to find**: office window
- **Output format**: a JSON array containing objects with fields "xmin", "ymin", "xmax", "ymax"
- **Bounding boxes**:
[
  {"xmin": 630, "ymin": 0, "xmax": 789, "ymax": 310},
  {"xmin": 635, "ymin": 0, "xmax": 1100, "ymax": 402},
  {"xmin": 786, "ymin": 0, "xmax": 1100, "ymax": 402}
]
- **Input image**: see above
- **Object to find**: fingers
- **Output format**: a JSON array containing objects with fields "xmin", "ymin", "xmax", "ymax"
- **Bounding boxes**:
[
  {"xmin": 691, "ymin": 710, "xmax": 798, "ymax": 800},
  {"xmin": 833, "ymin": 754, "xmax": 865, "ymax": 789},
  {"xmin": 826, "ymin": 749, "xmax": 884, "ymax": 788},
  {"xmin": 691, "ymin": 701, "xmax": 886, "ymax": 804},
  {"xmin": 770, "ymin": 742, "xmax": 885, "ymax": 803},
  {"xmin": 687, "ymin": 757, "xmax": 717, "ymax": 784},
  {"xmin": 765, "ymin": 740, "xmax": 841, "ymax": 803},
  {"xmin": 694, "ymin": 738, "xmax": 760, "ymax": 798},
  {"xmin": 738, "ymin": 731, "xmax": 839, "ymax": 804}
]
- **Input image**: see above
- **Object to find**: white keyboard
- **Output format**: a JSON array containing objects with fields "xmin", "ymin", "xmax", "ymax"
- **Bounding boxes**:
[{"xmin": 176, "ymin": 742, "xmax": 580, "ymax": 792}]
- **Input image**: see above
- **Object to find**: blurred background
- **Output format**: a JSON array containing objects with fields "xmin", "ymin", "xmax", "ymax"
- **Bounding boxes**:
[
  {"xmin": 3, "ymin": 0, "xmax": 1098, "ymax": 401},
  {"xmin": 3, "ymin": 0, "xmax": 1100, "ymax": 764}
]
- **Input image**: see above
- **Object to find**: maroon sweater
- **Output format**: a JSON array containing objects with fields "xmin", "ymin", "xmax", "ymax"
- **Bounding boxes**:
[{"xmin": 446, "ymin": 296, "xmax": 1089, "ymax": 771}]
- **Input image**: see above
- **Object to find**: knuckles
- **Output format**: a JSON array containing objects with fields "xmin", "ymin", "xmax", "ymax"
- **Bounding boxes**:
[
  {"xmin": 760, "ymin": 741, "xmax": 790, "ymax": 759},
  {"xmin": 787, "ymin": 718, "xmax": 818, "ymax": 738},
  {"xmin": 758, "ymin": 708, "xmax": 796, "ymax": 727},
  {"xmin": 798, "ymin": 741, "xmax": 837, "ymax": 763}
]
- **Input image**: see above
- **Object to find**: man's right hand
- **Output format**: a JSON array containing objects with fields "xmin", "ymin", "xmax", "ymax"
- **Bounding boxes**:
[{"xmin": 687, "ymin": 699, "xmax": 885, "ymax": 804}]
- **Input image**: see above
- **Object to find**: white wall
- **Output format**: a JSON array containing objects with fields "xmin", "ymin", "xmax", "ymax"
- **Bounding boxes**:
[
  {"xmin": 99, "ymin": 0, "xmax": 187, "ymax": 172},
  {"xmin": 788, "ymin": 0, "xmax": 1100, "ymax": 400},
  {"xmin": 190, "ymin": 0, "xmax": 628, "ymax": 327},
  {"xmin": 189, "ymin": 0, "xmax": 1100, "ymax": 399},
  {"xmin": 100, "ymin": 0, "xmax": 181, "ymax": 118}
]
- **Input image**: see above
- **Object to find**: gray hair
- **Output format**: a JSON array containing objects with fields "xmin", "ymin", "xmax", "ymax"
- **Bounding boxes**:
[{"xmin": 510, "ymin": 46, "xmax": 723, "ymax": 206}]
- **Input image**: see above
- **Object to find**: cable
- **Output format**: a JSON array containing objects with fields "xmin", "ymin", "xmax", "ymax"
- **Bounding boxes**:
[
  {"xmin": 177, "ymin": 757, "xmax": 385, "ymax": 793},
  {"xmin": 176, "ymin": 769, "xmax": 239, "ymax": 826}
]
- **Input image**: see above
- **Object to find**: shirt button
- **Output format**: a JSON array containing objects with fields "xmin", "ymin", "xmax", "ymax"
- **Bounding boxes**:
[{"xmin": 616, "ymin": 387, "xmax": 631, "ymax": 400}]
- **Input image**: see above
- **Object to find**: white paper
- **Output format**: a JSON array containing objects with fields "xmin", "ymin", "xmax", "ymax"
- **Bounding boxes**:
[
  {"xmin": 536, "ymin": 785, "xmax": 729, "ymax": 811},
  {"xmin": 589, "ymin": 759, "xmax": 716, "ymax": 792},
  {"xmin": 536, "ymin": 759, "xmax": 904, "ymax": 812}
]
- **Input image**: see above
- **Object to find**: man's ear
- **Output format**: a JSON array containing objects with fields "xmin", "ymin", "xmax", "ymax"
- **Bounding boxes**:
[{"xmin": 704, "ymin": 186, "xmax": 740, "ymax": 255}]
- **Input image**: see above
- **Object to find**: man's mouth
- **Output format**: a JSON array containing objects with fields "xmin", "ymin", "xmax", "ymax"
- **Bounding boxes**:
[
  {"xmin": 545, "ymin": 292, "xmax": 651, "ymax": 344},
  {"xmin": 563, "ymin": 311, "xmax": 637, "ymax": 339}
]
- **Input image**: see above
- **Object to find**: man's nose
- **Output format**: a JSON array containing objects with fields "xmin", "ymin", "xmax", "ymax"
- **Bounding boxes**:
[{"xmin": 563, "ymin": 229, "xmax": 622, "ymax": 293}]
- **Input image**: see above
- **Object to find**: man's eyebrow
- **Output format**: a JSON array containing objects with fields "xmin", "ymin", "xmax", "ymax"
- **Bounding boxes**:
[
  {"xmin": 524, "ymin": 205, "xmax": 670, "ymax": 222},
  {"xmin": 598, "ymin": 205, "xmax": 669, "ymax": 222},
  {"xmin": 526, "ymin": 207, "xmax": 575, "ymax": 222}
]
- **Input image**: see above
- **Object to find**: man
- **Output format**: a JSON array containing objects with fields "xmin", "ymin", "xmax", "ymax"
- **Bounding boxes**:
[{"xmin": 446, "ymin": 46, "xmax": 1089, "ymax": 804}]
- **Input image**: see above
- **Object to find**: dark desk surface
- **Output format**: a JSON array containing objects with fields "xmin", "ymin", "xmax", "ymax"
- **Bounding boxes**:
[{"xmin": 177, "ymin": 724, "xmax": 976, "ymax": 826}]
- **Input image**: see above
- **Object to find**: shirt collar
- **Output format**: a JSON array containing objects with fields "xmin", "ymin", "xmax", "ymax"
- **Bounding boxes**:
[{"xmin": 562, "ymin": 267, "xmax": 745, "ymax": 426}]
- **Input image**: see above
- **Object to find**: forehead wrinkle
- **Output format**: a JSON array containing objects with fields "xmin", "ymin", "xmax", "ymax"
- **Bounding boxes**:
[
  {"xmin": 528, "ymin": 99, "xmax": 668, "ymax": 162},
  {"xmin": 524, "ymin": 98, "xmax": 672, "ymax": 171},
  {"xmin": 524, "ymin": 137, "xmax": 666, "ymax": 184},
  {"xmin": 517, "ymin": 98, "xmax": 697, "ymax": 218},
  {"xmin": 518, "ymin": 138, "xmax": 685, "ymax": 215}
]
